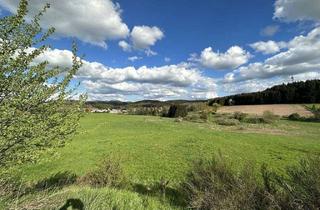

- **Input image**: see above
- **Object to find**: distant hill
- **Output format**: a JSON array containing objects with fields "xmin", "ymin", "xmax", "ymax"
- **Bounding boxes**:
[
  {"xmin": 209, "ymin": 79, "xmax": 320, "ymax": 106},
  {"xmin": 86, "ymin": 99, "xmax": 207, "ymax": 109}
]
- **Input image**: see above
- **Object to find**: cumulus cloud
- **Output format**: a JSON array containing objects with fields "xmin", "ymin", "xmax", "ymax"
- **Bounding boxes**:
[
  {"xmin": 220, "ymin": 71, "xmax": 320, "ymax": 96},
  {"xmin": 224, "ymin": 27, "xmax": 320, "ymax": 83},
  {"xmin": 274, "ymin": 0, "xmax": 320, "ymax": 22},
  {"xmin": 30, "ymin": 48, "xmax": 217, "ymax": 101},
  {"xmin": 0, "ymin": 0, "xmax": 129, "ymax": 47},
  {"xmin": 119, "ymin": 26, "xmax": 164, "ymax": 56},
  {"xmin": 131, "ymin": 26, "xmax": 164, "ymax": 49},
  {"xmin": 260, "ymin": 25, "xmax": 280, "ymax": 36},
  {"xmin": 191, "ymin": 46, "xmax": 251, "ymax": 70},
  {"xmin": 118, "ymin": 40, "xmax": 132, "ymax": 52},
  {"xmin": 250, "ymin": 40, "xmax": 287, "ymax": 54},
  {"xmin": 221, "ymin": 0, "xmax": 320, "ymax": 95}
]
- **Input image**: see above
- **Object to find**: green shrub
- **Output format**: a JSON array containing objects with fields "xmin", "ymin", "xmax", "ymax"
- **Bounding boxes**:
[
  {"xmin": 243, "ymin": 116, "xmax": 266, "ymax": 124},
  {"xmin": 262, "ymin": 111, "xmax": 279, "ymax": 123},
  {"xmin": 312, "ymin": 109, "xmax": 320, "ymax": 120},
  {"xmin": 180, "ymin": 155, "xmax": 276, "ymax": 210},
  {"xmin": 288, "ymin": 113, "xmax": 301, "ymax": 121},
  {"xmin": 210, "ymin": 103, "xmax": 221, "ymax": 113},
  {"xmin": 188, "ymin": 103, "xmax": 207, "ymax": 112},
  {"xmin": 233, "ymin": 112, "xmax": 248, "ymax": 121},
  {"xmin": 167, "ymin": 105, "xmax": 188, "ymax": 118},
  {"xmin": 200, "ymin": 111, "xmax": 209, "ymax": 121},
  {"xmin": 181, "ymin": 155, "xmax": 320, "ymax": 210},
  {"xmin": 78, "ymin": 157, "xmax": 127, "ymax": 188},
  {"xmin": 216, "ymin": 118, "xmax": 240, "ymax": 126},
  {"xmin": 184, "ymin": 114, "xmax": 202, "ymax": 122},
  {"xmin": 275, "ymin": 157, "xmax": 320, "ymax": 209}
]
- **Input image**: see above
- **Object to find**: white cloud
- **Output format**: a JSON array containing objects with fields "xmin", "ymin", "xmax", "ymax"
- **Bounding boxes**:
[
  {"xmin": 0, "ymin": 0, "xmax": 129, "ymax": 47},
  {"xmin": 144, "ymin": 49, "xmax": 157, "ymax": 56},
  {"xmin": 131, "ymin": 26, "xmax": 164, "ymax": 49},
  {"xmin": 30, "ymin": 48, "xmax": 217, "ymax": 101},
  {"xmin": 191, "ymin": 46, "xmax": 251, "ymax": 70},
  {"xmin": 164, "ymin": 57, "xmax": 171, "ymax": 62},
  {"xmin": 274, "ymin": 0, "xmax": 320, "ymax": 22},
  {"xmin": 250, "ymin": 40, "xmax": 287, "ymax": 54},
  {"xmin": 118, "ymin": 26, "xmax": 164, "ymax": 56},
  {"xmin": 118, "ymin": 41, "xmax": 131, "ymax": 52},
  {"xmin": 221, "ymin": 72, "xmax": 320, "ymax": 96},
  {"xmin": 260, "ymin": 25, "xmax": 280, "ymax": 36},
  {"xmin": 224, "ymin": 27, "xmax": 320, "ymax": 83},
  {"xmin": 128, "ymin": 56, "xmax": 142, "ymax": 62}
]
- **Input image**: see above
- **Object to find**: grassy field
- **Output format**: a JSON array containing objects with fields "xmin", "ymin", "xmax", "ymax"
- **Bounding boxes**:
[{"xmin": 3, "ymin": 113, "xmax": 320, "ymax": 209}]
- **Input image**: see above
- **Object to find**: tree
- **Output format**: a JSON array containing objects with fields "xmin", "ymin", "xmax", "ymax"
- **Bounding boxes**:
[
  {"xmin": 0, "ymin": 0, "xmax": 86, "ymax": 166},
  {"xmin": 167, "ymin": 104, "xmax": 188, "ymax": 118}
]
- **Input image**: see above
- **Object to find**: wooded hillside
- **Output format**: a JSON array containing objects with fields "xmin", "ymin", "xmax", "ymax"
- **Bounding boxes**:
[{"xmin": 209, "ymin": 80, "xmax": 320, "ymax": 106}]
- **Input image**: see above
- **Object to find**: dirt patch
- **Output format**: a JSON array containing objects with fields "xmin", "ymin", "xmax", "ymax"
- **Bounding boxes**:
[{"xmin": 217, "ymin": 104, "xmax": 313, "ymax": 117}]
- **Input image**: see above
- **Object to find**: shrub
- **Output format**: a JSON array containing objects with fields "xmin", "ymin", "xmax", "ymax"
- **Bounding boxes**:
[
  {"xmin": 181, "ymin": 155, "xmax": 320, "ymax": 210},
  {"xmin": 167, "ymin": 105, "xmax": 188, "ymax": 118},
  {"xmin": 78, "ymin": 157, "xmax": 127, "ymax": 188},
  {"xmin": 184, "ymin": 114, "xmax": 202, "ymax": 122},
  {"xmin": 180, "ymin": 155, "xmax": 276, "ymax": 210},
  {"xmin": 233, "ymin": 112, "xmax": 248, "ymax": 121},
  {"xmin": 188, "ymin": 103, "xmax": 207, "ymax": 112},
  {"xmin": 200, "ymin": 111, "xmax": 209, "ymax": 121},
  {"xmin": 262, "ymin": 111, "xmax": 279, "ymax": 123},
  {"xmin": 181, "ymin": 156, "xmax": 238, "ymax": 209},
  {"xmin": 275, "ymin": 156, "xmax": 320, "ymax": 209},
  {"xmin": 243, "ymin": 116, "xmax": 266, "ymax": 124},
  {"xmin": 210, "ymin": 103, "xmax": 221, "ymax": 113},
  {"xmin": 216, "ymin": 118, "xmax": 240, "ymax": 126},
  {"xmin": 288, "ymin": 113, "xmax": 301, "ymax": 121}
]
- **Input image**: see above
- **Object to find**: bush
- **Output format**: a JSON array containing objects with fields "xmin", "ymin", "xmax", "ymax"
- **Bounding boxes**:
[
  {"xmin": 216, "ymin": 118, "xmax": 240, "ymax": 126},
  {"xmin": 200, "ymin": 111, "xmax": 209, "ymax": 121},
  {"xmin": 181, "ymin": 155, "xmax": 320, "ymax": 210},
  {"xmin": 275, "ymin": 157, "xmax": 320, "ymax": 209},
  {"xmin": 167, "ymin": 105, "xmax": 188, "ymax": 118},
  {"xmin": 210, "ymin": 103, "xmax": 221, "ymax": 113},
  {"xmin": 288, "ymin": 113, "xmax": 301, "ymax": 121},
  {"xmin": 184, "ymin": 114, "xmax": 202, "ymax": 122},
  {"xmin": 233, "ymin": 112, "xmax": 248, "ymax": 121},
  {"xmin": 243, "ymin": 116, "xmax": 266, "ymax": 124},
  {"xmin": 78, "ymin": 157, "xmax": 127, "ymax": 188},
  {"xmin": 180, "ymin": 155, "xmax": 275, "ymax": 210},
  {"xmin": 262, "ymin": 111, "xmax": 279, "ymax": 123}
]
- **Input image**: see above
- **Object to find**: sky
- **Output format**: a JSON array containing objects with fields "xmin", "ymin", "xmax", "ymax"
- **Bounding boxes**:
[{"xmin": 0, "ymin": 0, "xmax": 320, "ymax": 101}]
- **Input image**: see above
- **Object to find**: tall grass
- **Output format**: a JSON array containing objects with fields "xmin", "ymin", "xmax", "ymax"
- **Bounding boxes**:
[{"xmin": 181, "ymin": 154, "xmax": 320, "ymax": 210}]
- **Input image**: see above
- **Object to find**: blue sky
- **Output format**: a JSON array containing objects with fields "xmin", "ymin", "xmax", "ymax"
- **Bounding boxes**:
[{"xmin": 1, "ymin": 0, "xmax": 320, "ymax": 101}]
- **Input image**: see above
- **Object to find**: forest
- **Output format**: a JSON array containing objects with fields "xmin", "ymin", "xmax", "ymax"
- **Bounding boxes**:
[{"xmin": 209, "ymin": 80, "xmax": 320, "ymax": 106}]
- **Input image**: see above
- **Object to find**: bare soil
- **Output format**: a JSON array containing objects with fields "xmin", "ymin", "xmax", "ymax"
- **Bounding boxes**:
[{"xmin": 217, "ymin": 104, "xmax": 313, "ymax": 117}]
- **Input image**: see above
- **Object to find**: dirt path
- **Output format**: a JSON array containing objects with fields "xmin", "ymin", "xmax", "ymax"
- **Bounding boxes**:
[{"xmin": 217, "ymin": 104, "xmax": 313, "ymax": 117}]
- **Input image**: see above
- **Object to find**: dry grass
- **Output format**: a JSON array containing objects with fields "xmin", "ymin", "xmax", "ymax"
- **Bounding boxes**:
[{"xmin": 218, "ymin": 104, "xmax": 313, "ymax": 117}]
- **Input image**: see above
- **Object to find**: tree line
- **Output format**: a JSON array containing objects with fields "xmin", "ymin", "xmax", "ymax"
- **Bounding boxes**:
[{"xmin": 209, "ymin": 80, "xmax": 320, "ymax": 106}]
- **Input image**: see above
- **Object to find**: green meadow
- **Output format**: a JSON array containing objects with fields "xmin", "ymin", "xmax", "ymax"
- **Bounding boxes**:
[
  {"xmin": 16, "ymin": 113, "xmax": 320, "ymax": 182},
  {"xmin": 3, "ymin": 113, "xmax": 320, "ymax": 209}
]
